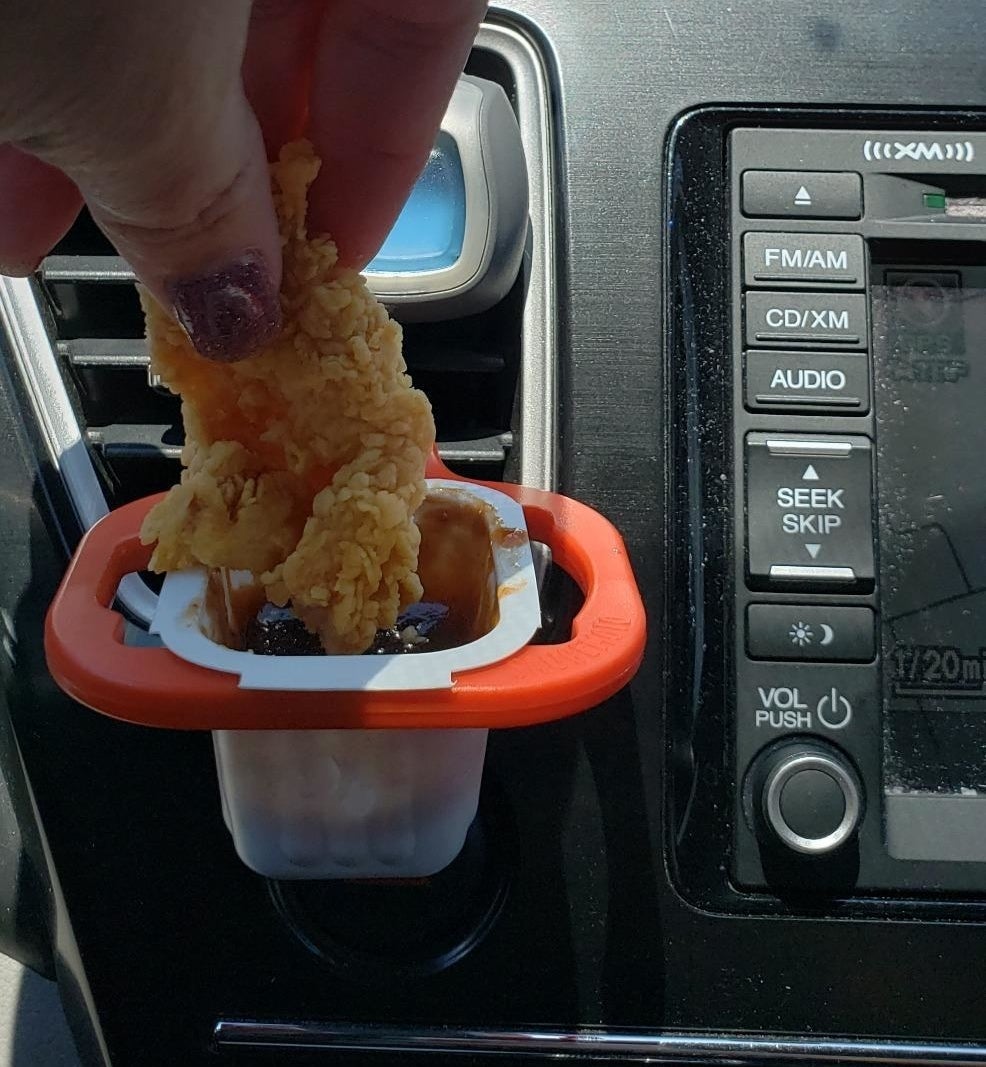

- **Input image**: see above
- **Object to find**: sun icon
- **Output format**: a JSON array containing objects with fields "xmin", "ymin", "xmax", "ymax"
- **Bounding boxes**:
[{"xmin": 789, "ymin": 621, "xmax": 813, "ymax": 647}]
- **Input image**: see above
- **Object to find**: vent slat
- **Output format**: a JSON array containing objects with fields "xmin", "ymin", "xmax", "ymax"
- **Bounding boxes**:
[
  {"xmin": 87, "ymin": 424, "xmax": 183, "ymax": 460},
  {"xmin": 439, "ymin": 434, "xmax": 513, "ymax": 464},
  {"xmin": 59, "ymin": 337, "xmax": 503, "ymax": 377},
  {"xmin": 43, "ymin": 255, "xmax": 135, "ymax": 284},
  {"xmin": 58, "ymin": 338, "xmax": 148, "ymax": 367},
  {"xmin": 87, "ymin": 425, "xmax": 512, "ymax": 466},
  {"xmin": 404, "ymin": 348, "xmax": 505, "ymax": 374}
]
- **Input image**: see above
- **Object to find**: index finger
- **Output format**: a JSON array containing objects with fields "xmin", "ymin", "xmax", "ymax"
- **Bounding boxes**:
[{"xmin": 306, "ymin": 0, "xmax": 487, "ymax": 268}]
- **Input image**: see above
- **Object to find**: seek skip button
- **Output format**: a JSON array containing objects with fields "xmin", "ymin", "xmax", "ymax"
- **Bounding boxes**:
[
  {"xmin": 746, "ymin": 292, "xmax": 868, "ymax": 349},
  {"xmin": 744, "ymin": 233, "xmax": 865, "ymax": 289},
  {"xmin": 745, "ymin": 432, "xmax": 874, "ymax": 589}
]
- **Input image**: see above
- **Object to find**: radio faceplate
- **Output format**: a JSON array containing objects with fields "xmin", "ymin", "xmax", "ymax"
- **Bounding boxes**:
[{"xmin": 729, "ymin": 127, "xmax": 986, "ymax": 892}]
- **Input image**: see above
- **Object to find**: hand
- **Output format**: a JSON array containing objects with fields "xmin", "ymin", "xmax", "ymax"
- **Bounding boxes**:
[{"xmin": 0, "ymin": 0, "xmax": 487, "ymax": 360}]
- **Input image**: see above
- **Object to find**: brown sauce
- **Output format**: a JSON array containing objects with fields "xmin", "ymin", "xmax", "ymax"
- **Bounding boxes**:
[
  {"xmin": 491, "ymin": 526, "xmax": 528, "ymax": 549},
  {"xmin": 206, "ymin": 492, "xmax": 504, "ymax": 656},
  {"xmin": 412, "ymin": 495, "xmax": 500, "ymax": 651}
]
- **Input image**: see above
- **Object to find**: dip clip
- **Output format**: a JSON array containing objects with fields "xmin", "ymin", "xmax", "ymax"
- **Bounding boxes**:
[
  {"xmin": 45, "ymin": 458, "xmax": 646, "ymax": 878},
  {"xmin": 45, "ymin": 457, "xmax": 646, "ymax": 731},
  {"xmin": 151, "ymin": 481, "xmax": 542, "ymax": 693}
]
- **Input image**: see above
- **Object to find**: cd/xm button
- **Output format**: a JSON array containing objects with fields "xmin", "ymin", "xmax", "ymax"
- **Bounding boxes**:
[{"xmin": 746, "ymin": 292, "xmax": 868, "ymax": 348}]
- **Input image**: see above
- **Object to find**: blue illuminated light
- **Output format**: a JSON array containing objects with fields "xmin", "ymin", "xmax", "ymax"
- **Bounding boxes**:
[{"xmin": 367, "ymin": 132, "xmax": 467, "ymax": 274}]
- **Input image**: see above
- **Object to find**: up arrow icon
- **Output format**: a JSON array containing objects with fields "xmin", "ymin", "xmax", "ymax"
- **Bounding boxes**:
[
  {"xmin": 802, "ymin": 464, "xmax": 820, "ymax": 481},
  {"xmin": 794, "ymin": 185, "xmax": 812, "ymax": 206}
]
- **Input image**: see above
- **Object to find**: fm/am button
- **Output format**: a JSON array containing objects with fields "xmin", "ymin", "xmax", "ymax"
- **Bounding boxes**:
[
  {"xmin": 746, "ymin": 350, "xmax": 870, "ymax": 414},
  {"xmin": 744, "ymin": 233, "xmax": 865, "ymax": 289}
]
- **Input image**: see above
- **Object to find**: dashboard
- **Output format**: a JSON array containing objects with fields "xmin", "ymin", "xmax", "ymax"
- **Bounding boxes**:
[{"xmin": 4, "ymin": 2, "xmax": 986, "ymax": 1064}]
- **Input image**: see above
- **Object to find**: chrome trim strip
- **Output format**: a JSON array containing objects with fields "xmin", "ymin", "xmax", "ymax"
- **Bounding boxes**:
[
  {"xmin": 770, "ymin": 564, "xmax": 856, "ymax": 582},
  {"xmin": 0, "ymin": 276, "xmax": 158, "ymax": 624},
  {"xmin": 765, "ymin": 438, "xmax": 853, "ymax": 456},
  {"xmin": 763, "ymin": 752, "xmax": 860, "ymax": 854},
  {"xmin": 213, "ymin": 1022, "xmax": 986, "ymax": 1064},
  {"xmin": 479, "ymin": 18, "xmax": 558, "ymax": 492}
]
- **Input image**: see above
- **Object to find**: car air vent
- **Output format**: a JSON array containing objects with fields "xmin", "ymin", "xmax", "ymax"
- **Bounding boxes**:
[
  {"xmin": 0, "ymin": 22, "xmax": 555, "ymax": 627},
  {"xmin": 41, "ymin": 235, "xmax": 523, "ymax": 506}
]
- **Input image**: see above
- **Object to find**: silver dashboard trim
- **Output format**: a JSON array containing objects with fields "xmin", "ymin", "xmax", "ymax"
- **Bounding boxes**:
[
  {"xmin": 763, "ymin": 751, "xmax": 861, "ymax": 855},
  {"xmin": 0, "ymin": 276, "xmax": 159, "ymax": 623},
  {"xmin": 0, "ymin": 17, "xmax": 556, "ymax": 627},
  {"xmin": 213, "ymin": 1022, "xmax": 986, "ymax": 1064},
  {"xmin": 765, "ymin": 437, "xmax": 853, "ymax": 456},
  {"xmin": 770, "ymin": 564, "xmax": 856, "ymax": 581},
  {"xmin": 0, "ymin": 276, "xmax": 102, "ymax": 531},
  {"xmin": 479, "ymin": 17, "xmax": 558, "ymax": 493}
]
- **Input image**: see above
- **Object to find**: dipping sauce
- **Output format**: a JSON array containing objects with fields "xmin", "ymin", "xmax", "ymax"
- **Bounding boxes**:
[
  {"xmin": 244, "ymin": 603, "xmax": 325, "ymax": 656},
  {"xmin": 208, "ymin": 490, "xmax": 508, "ymax": 656},
  {"xmin": 240, "ymin": 600, "xmax": 455, "ymax": 656}
]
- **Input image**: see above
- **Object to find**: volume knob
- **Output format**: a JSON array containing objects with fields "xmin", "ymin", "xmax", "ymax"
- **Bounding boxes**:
[{"xmin": 758, "ymin": 745, "xmax": 863, "ymax": 855}]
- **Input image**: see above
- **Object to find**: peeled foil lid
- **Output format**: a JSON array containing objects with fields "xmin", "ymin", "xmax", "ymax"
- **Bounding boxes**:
[{"xmin": 150, "ymin": 480, "xmax": 540, "ymax": 692}]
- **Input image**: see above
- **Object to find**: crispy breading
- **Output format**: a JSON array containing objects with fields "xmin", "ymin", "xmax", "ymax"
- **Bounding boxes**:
[{"xmin": 139, "ymin": 140, "xmax": 436, "ymax": 654}]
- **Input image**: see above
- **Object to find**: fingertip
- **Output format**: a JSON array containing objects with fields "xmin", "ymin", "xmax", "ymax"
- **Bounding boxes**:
[
  {"xmin": 243, "ymin": 0, "xmax": 324, "ymax": 159},
  {"xmin": 86, "ymin": 98, "xmax": 284, "ymax": 362},
  {"xmin": 0, "ymin": 145, "xmax": 82, "ymax": 276},
  {"xmin": 0, "ymin": 255, "xmax": 42, "ymax": 278},
  {"xmin": 305, "ymin": 0, "xmax": 485, "ymax": 266},
  {"xmin": 308, "ymin": 147, "xmax": 434, "ymax": 269}
]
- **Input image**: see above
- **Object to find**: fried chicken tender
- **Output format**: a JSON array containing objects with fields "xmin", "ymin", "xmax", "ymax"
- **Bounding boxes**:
[{"xmin": 139, "ymin": 140, "xmax": 436, "ymax": 654}]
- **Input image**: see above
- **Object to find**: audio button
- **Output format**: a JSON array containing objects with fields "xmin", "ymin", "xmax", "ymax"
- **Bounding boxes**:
[{"xmin": 745, "ymin": 350, "xmax": 870, "ymax": 414}]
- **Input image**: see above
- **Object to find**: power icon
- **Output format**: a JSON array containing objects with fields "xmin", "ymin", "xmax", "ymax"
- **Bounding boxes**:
[{"xmin": 816, "ymin": 687, "xmax": 852, "ymax": 729}]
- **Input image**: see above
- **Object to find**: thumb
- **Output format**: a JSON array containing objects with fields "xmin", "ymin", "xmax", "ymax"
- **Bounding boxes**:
[
  {"xmin": 5, "ymin": 2, "xmax": 282, "ymax": 362},
  {"xmin": 84, "ymin": 89, "xmax": 283, "ymax": 363}
]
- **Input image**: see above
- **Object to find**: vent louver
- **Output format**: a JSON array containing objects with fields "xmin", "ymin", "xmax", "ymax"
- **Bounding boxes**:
[{"xmin": 41, "ymin": 229, "xmax": 520, "ymax": 507}]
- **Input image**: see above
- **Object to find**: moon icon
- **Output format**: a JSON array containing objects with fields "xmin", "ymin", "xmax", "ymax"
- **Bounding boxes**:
[{"xmin": 820, "ymin": 624, "xmax": 835, "ymax": 646}]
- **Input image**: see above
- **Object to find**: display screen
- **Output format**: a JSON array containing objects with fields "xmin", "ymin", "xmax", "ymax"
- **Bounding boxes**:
[{"xmin": 873, "ymin": 257, "xmax": 986, "ymax": 797}]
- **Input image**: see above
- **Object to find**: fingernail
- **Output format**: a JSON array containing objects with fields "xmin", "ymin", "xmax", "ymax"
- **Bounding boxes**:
[{"xmin": 167, "ymin": 250, "xmax": 281, "ymax": 362}]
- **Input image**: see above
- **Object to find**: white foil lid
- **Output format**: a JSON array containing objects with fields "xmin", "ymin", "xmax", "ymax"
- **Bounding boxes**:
[{"xmin": 150, "ymin": 480, "xmax": 540, "ymax": 692}]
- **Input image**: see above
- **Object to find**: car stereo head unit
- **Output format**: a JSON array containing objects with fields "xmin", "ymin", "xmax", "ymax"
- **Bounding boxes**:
[{"xmin": 724, "ymin": 126, "xmax": 986, "ymax": 896}]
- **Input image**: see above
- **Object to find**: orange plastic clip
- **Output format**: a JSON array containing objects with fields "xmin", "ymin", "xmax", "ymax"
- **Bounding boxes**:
[{"xmin": 45, "ymin": 454, "xmax": 646, "ymax": 730}]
